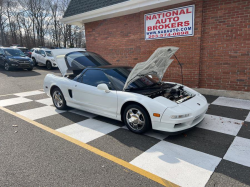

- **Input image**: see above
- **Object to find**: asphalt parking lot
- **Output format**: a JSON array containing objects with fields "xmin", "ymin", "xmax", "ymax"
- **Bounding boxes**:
[{"xmin": 0, "ymin": 66, "xmax": 250, "ymax": 187}]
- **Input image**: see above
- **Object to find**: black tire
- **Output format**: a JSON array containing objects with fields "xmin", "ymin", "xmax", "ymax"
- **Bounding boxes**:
[
  {"xmin": 32, "ymin": 58, "xmax": 37, "ymax": 66},
  {"xmin": 4, "ymin": 62, "xmax": 11, "ymax": 71},
  {"xmin": 46, "ymin": 61, "xmax": 52, "ymax": 70},
  {"xmin": 51, "ymin": 87, "xmax": 68, "ymax": 110},
  {"xmin": 123, "ymin": 104, "xmax": 151, "ymax": 134}
]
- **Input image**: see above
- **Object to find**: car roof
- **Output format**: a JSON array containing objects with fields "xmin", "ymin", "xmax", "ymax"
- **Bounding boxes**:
[
  {"xmin": 40, "ymin": 48, "xmax": 51, "ymax": 51},
  {"xmin": 0, "ymin": 47, "xmax": 20, "ymax": 50},
  {"xmin": 17, "ymin": 47, "xmax": 28, "ymax": 49}
]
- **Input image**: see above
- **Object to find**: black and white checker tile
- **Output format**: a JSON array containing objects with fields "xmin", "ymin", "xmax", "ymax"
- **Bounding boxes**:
[{"xmin": 1, "ymin": 91, "xmax": 250, "ymax": 187}]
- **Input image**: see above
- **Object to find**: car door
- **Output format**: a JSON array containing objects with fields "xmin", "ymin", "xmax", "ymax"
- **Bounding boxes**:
[
  {"xmin": 39, "ymin": 50, "xmax": 46, "ymax": 65},
  {"xmin": 73, "ymin": 69, "xmax": 118, "ymax": 118},
  {"xmin": 34, "ymin": 49, "xmax": 40, "ymax": 62}
]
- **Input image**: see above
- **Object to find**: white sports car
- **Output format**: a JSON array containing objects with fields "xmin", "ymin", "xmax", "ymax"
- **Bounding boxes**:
[{"xmin": 44, "ymin": 47, "xmax": 208, "ymax": 134}]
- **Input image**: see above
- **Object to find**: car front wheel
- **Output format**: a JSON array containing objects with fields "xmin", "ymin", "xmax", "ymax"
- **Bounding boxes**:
[
  {"xmin": 123, "ymin": 104, "xmax": 151, "ymax": 134},
  {"xmin": 4, "ymin": 62, "xmax": 11, "ymax": 71},
  {"xmin": 46, "ymin": 61, "xmax": 52, "ymax": 70},
  {"xmin": 52, "ymin": 88, "xmax": 67, "ymax": 110}
]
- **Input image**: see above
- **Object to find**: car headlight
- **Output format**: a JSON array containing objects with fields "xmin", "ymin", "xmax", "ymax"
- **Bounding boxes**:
[
  {"xmin": 9, "ymin": 58, "xmax": 19, "ymax": 62},
  {"xmin": 171, "ymin": 114, "xmax": 190, "ymax": 119}
]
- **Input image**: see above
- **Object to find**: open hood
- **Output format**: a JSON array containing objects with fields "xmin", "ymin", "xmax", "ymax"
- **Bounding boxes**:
[
  {"xmin": 51, "ymin": 48, "xmax": 86, "ymax": 76},
  {"xmin": 123, "ymin": 46, "xmax": 179, "ymax": 90}
]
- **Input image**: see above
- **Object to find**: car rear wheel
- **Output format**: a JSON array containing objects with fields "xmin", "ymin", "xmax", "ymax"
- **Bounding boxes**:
[
  {"xmin": 4, "ymin": 62, "xmax": 11, "ymax": 71},
  {"xmin": 123, "ymin": 104, "xmax": 151, "ymax": 134},
  {"xmin": 52, "ymin": 88, "xmax": 68, "ymax": 110},
  {"xmin": 46, "ymin": 61, "xmax": 52, "ymax": 70}
]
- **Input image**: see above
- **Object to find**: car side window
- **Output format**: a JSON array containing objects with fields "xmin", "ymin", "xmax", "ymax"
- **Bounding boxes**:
[
  {"xmin": 35, "ymin": 50, "xmax": 40, "ymax": 54},
  {"xmin": 81, "ymin": 70, "xmax": 113, "ymax": 89},
  {"xmin": 39, "ymin": 50, "xmax": 46, "ymax": 56},
  {"xmin": 0, "ymin": 49, "xmax": 3, "ymax": 55}
]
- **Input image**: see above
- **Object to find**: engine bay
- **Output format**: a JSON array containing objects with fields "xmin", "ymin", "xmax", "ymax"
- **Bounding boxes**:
[
  {"xmin": 148, "ymin": 85, "xmax": 194, "ymax": 103},
  {"xmin": 128, "ymin": 83, "xmax": 195, "ymax": 104}
]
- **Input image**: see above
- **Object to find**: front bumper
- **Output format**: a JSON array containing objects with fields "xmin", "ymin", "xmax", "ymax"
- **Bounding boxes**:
[
  {"xmin": 152, "ymin": 108, "xmax": 207, "ymax": 133},
  {"xmin": 152, "ymin": 95, "xmax": 208, "ymax": 133},
  {"xmin": 51, "ymin": 61, "xmax": 58, "ymax": 67},
  {"xmin": 10, "ymin": 62, "xmax": 33, "ymax": 69}
]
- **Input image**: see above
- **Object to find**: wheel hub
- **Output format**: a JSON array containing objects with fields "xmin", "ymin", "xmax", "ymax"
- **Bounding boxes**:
[
  {"xmin": 5, "ymin": 63, "xmax": 9, "ymax": 70},
  {"xmin": 126, "ymin": 108, "xmax": 145, "ymax": 130},
  {"xmin": 130, "ymin": 114, "xmax": 139, "ymax": 124},
  {"xmin": 53, "ymin": 91, "xmax": 63, "ymax": 108}
]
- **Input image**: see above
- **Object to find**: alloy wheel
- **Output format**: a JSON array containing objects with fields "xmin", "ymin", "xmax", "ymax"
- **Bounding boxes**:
[
  {"xmin": 5, "ymin": 63, "xmax": 9, "ymax": 71},
  {"xmin": 53, "ymin": 91, "xmax": 63, "ymax": 108},
  {"xmin": 126, "ymin": 108, "xmax": 145, "ymax": 131},
  {"xmin": 47, "ymin": 62, "xmax": 52, "ymax": 70}
]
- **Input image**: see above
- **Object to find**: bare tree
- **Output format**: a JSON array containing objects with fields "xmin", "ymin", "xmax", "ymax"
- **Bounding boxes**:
[
  {"xmin": 48, "ymin": 0, "xmax": 60, "ymax": 47},
  {"xmin": 0, "ymin": 0, "xmax": 8, "ymax": 45},
  {"xmin": 1, "ymin": 0, "xmax": 86, "ymax": 48}
]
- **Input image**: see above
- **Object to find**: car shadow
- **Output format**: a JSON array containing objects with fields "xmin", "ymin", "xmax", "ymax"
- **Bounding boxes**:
[
  {"xmin": 0, "ymin": 65, "xmax": 61, "ymax": 77},
  {"xmin": 0, "ymin": 66, "xmax": 41, "ymax": 77},
  {"xmin": 34, "ymin": 65, "xmax": 60, "ymax": 73}
]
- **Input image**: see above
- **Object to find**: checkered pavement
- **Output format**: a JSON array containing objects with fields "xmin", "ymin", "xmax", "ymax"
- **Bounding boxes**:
[{"xmin": 1, "ymin": 90, "xmax": 250, "ymax": 187}]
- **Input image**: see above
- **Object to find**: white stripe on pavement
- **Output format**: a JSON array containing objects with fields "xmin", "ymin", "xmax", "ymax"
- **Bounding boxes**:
[
  {"xmin": 224, "ymin": 136, "xmax": 250, "ymax": 167},
  {"xmin": 212, "ymin": 97, "xmax": 250, "ymax": 110},
  {"xmin": 17, "ymin": 106, "xmax": 65, "ymax": 120},
  {"xmin": 36, "ymin": 98, "xmax": 53, "ymax": 106},
  {"xmin": 197, "ymin": 114, "xmax": 243, "ymax": 136},
  {"xmin": 14, "ymin": 90, "xmax": 44, "ymax": 97},
  {"xmin": 56, "ymin": 119, "xmax": 119, "ymax": 143},
  {"xmin": 130, "ymin": 141, "xmax": 221, "ymax": 187},
  {"xmin": 0, "ymin": 97, "xmax": 32, "ymax": 107}
]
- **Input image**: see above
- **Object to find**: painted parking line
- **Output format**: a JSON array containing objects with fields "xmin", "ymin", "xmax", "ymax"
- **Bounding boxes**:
[{"xmin": 0, "ymin": 106, "xmax": 178, "ymax": 187}]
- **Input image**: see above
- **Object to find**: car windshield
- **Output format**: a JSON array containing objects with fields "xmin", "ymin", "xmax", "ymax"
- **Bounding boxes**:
[
  {"xmin": 104, "ymin": 67, "xmax": 158, "ymax": 91},
  {"xmin": 46, "ymin": 51, "xmax": 53, "ymax": 57},
  {"xmin": 4, "ymin": 49, "xmax": 26, "ymax": 57},
  {"xmin": 19, "ymin": 48, "xmax": 29, "ymax": 52}
]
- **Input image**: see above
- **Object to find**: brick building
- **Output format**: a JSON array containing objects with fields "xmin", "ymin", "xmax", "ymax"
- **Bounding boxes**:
[{"xmin": 61, "ymin": 0, "xmax": 250, "ymax": 92}]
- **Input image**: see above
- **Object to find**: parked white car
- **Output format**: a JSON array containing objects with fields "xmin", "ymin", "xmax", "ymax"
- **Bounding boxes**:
[
  {"xmin": 43, "ymin": 47, "xmax": 208, "ymax": 134},
  {"xmin": 31, "ymin": 48, "xmax": 57, "ymax": 69}
]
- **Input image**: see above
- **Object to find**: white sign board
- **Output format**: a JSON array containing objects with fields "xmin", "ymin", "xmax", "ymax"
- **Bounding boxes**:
[{"xmin": 144, "ymin": 5, "xmax": 195, "ymax": 40}]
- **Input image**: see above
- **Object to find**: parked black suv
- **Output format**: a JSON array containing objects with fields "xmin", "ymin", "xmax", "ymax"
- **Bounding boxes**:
[{"xmin": 0, "ymin": 47, "xmax": 34, "ymax": 71}]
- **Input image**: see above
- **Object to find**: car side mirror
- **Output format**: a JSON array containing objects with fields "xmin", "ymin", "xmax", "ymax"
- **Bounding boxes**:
[
  {"xmin": 42, "ymin": 54, "xmax": 46, "ymax": 57},
  {"xmin": 97, "ymin": 84, "xmax": 110, "ymax": 93}
]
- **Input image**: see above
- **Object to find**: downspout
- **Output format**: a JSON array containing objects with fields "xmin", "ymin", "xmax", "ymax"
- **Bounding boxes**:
[{"xmin": 198, "ymin": 0, "xmax": 205, "ymax": 88}]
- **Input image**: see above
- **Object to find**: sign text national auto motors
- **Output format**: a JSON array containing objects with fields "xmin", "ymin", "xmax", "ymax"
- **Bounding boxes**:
[{"xmin": 144, "ymin": 5, "xmax": 195, "ymax": 40}]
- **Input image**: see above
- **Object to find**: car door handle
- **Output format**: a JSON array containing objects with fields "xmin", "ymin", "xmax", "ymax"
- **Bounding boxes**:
[{"xmin": 75, "ymin": 85, "xmax": 77, "ymax": 87}]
